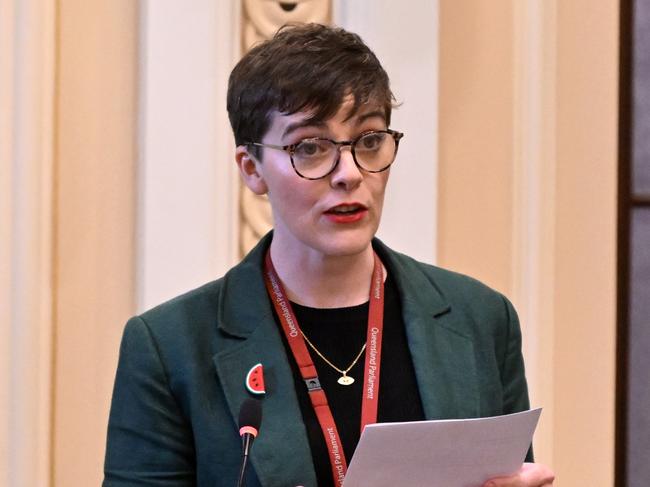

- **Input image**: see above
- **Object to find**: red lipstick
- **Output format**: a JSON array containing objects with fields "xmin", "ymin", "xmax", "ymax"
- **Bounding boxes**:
[{"xmin": 324, "ymin": 203, "xmax": 368, "ymax": 223}]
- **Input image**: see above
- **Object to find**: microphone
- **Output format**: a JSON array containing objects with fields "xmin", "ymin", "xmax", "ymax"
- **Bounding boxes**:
[{"xmin": 236, "ymin": 398, "xmax": 262, "ymax": 487}]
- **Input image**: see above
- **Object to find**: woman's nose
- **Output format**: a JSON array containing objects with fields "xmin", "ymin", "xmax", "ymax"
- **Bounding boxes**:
[{"xmin": 329, "ymin": 147, "xmax": 363, "ymax": 190}]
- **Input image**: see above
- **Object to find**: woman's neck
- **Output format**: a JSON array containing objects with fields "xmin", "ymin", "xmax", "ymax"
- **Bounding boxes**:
[{"xmin": 269, "ymin": 241, "xmax": 376, "ymax": 309}]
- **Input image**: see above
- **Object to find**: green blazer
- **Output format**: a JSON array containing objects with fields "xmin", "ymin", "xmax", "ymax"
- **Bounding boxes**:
[{"xmin": 103, "ymin": 234, "xmax": 530, "ymax": 487}]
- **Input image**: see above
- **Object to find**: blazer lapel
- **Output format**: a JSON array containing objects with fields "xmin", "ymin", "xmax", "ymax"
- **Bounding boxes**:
[
  {"xmin": 376, "ymin": 241, "xmax": 480, "ymax": 420},
  {"xmin": 401, "ymin": 300, "xmax": 480, "ymax": 420},
  {"xmin": 212, "ymin": 236, "xmax": 317, "ymax": 487}
]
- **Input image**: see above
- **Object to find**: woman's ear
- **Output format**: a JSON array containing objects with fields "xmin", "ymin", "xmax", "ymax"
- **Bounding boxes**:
[{"xmin": 235, "ymin": 145, "xmax": 268, "ymax": 195}]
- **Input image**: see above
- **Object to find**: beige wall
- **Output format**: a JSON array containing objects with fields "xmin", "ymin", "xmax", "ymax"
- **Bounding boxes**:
[
  {"xmin": 553, "ymin": 2, "xmax": 618, "ymax": 482},
  {"xmin": 438, "ymin": 1, "xmax": 516, "ymax": 294},
  {"xmin": 51, "ymin": 1, "xmax": 137, "ymax": 485},
  {"xmin": 439, "ymin": 1, "xmax": 618, "ymax": 485}
]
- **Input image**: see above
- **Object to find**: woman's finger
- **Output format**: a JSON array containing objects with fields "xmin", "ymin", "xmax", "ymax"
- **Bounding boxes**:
[{"xmin": 483, "ymin": 462, "xmax": 555, "ymax": 487}]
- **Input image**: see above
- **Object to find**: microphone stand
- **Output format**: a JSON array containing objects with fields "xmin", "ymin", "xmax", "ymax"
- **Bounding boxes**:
[{"xmin": 236, "ymin": 433, "xmax": 254, "ymax": 487}]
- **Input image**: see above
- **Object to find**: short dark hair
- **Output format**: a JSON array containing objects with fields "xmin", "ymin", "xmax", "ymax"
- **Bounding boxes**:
[{"xmin": 227, "ymin": 23, "xmax": 395, "ymax": 149}]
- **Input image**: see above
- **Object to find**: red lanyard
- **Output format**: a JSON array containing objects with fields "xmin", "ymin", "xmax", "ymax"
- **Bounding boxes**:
[{"xmin": 263, "ymin": 250, "xmax": 385, "ymax": 486}]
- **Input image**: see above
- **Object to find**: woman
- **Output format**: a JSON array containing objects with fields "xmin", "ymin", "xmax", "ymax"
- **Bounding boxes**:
[{"xmin": 103, "ymin": 23, "xmax": 554, "ymax": 487}]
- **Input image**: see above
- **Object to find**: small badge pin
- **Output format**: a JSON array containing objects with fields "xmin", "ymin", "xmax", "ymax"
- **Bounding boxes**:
[{"xmin": 245, "ymin": 363, "xmax": 266, "ymax": 395}]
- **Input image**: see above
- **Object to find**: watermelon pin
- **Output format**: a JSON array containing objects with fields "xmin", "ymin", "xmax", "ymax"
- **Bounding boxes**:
[{"xmin": 245, "ymin": 363, "xmax": 265, "ymax": 396}]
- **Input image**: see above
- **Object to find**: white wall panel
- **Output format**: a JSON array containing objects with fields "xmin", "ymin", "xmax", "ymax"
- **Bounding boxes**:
[
  {"xmin": 334, "ymin": 0, "xmax": 439, "ymax": 264},
  {"xmin": 138, "ymin": 0, "xmax": 239, "ymax": 310},
  {"xmin": 0, "ymin": 0, "xmax": 55, "ymax": 484}
]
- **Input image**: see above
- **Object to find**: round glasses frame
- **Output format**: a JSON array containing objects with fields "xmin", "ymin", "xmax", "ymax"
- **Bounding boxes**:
[{"xmin": 246, "ymin": 129, "xmax": 404, "ymax": 180}]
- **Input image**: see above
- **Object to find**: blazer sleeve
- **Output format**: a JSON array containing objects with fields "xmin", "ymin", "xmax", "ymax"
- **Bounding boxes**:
[
  {"xmin": 103, "ymin": 316, "xmax": 196, "ymax": 486},
  {"xmin": 499, "ymin": 295, "xmax": 534, "ymax": 462}
]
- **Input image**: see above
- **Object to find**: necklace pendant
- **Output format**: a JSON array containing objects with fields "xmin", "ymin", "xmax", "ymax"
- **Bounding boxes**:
[{"xmin": 337, "ymin": 374, "xmax": 355, "ymax": 386}]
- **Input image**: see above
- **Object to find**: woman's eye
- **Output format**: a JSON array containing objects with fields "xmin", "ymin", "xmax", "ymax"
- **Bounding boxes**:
[
  {"xmin": 295, "ymin": 140, "xmax": 328, "ymax": 158},
  {"xmin": 359, "ymin": 133, "xmax": 385, "ymax": 150}
]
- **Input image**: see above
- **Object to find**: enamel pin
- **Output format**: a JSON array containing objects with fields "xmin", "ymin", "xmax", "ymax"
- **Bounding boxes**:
[{"xmin": 245, "ymin": 363, "xmax": 266, "ymax": 395}]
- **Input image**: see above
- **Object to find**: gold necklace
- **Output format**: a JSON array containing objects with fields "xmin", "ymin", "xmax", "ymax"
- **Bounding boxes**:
[{"xmin": 299, "ymin": 330, "xmax": 366, "ymax": 386}]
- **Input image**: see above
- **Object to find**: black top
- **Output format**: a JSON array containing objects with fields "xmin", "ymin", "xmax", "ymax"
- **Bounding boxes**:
[{"xmin": 275, "ymin": 276, "xmax": 425, "ymax": 486}]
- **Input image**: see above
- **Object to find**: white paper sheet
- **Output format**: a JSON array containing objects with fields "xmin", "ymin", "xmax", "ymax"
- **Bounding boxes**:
[{"xmin": 343, "ymin": 408, "xmax": 541, "ymax": 487}]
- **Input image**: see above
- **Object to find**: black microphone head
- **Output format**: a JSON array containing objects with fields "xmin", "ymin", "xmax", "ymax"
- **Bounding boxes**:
[{"xmin": 238, "ymin": 398, "xmax": 262, "ymax": 433}]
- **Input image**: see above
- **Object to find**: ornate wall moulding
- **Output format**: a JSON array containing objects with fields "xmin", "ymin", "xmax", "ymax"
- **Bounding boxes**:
[{"xmin": 244, "ymin": 0, "xmax": 330, "ymax": 39}]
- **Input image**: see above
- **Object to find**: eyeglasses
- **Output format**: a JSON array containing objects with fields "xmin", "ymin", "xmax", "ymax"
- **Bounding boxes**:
[{"xmin": 246, "ymin": 129, "xmax": 404, "ymax": 180}]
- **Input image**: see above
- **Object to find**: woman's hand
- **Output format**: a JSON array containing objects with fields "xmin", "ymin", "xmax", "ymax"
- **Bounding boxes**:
[{"xmin": 482, "ymin": 462, "xmax": 555, "ymax": 487}]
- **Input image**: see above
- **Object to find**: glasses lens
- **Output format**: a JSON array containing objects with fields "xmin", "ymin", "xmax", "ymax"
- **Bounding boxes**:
[
  {"xmin": 292, "ymin": 139, "xmax": 337, "ymax": 178},
  {"xmin": 354, "ymin": 131, "xmax": 397, "ymax": 172}
]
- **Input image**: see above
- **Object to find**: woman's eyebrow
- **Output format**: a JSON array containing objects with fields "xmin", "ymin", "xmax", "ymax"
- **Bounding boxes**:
[
  {"xmin": 282, "ymin": 119, "xmax": 327, "ymax": 138},
  {"xmin": 353, "ymin": 110, "xmax": 386, "ymax": 125},
  {"xmin": 281, "ymin": 110, "xmax": 386, "ymax": 139}
]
